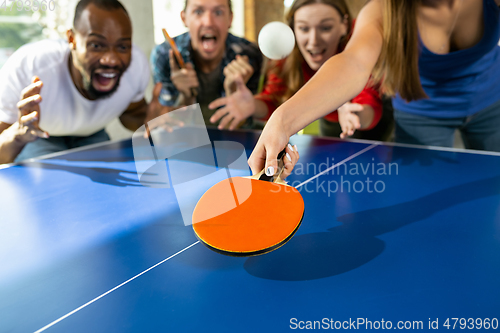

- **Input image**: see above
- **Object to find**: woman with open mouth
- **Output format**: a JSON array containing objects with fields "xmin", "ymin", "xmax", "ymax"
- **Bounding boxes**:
[{"xmin": 254, "ymin": 0, "xmax": 388, "ymax": 140}]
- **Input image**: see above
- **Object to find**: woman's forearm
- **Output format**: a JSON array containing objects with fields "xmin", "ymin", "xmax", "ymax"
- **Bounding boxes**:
[{"xmin": 277, "ymin": 52, "xmax": 373, "ymax": 136}]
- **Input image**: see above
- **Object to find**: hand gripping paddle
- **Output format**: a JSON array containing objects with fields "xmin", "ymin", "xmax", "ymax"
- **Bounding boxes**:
[
  {"xmin": 192, "ymin": 149, "xmax": 304, "ymax": 256},
  {"xmin": 162, "ymin": 28, "xmax": 198, "ymax": 98}
]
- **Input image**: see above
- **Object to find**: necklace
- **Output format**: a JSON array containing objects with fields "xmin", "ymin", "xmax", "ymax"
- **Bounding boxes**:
[{"xmin": 438, "ymin": 0, "xmax": 464, "ymax": 52}]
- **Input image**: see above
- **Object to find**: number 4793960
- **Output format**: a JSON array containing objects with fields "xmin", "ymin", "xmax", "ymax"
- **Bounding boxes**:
[
  {"xmin": 0, "ymin": 0, "xmax": 56, "ymax": 11},
  {"xmin": 443, "ymin": 318, "xmax": 498, "ymax": 330}
]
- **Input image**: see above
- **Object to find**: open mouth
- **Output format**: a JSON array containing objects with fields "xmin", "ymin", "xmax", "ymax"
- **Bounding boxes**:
[
  {"xmin": 307, "ymin": 49, "xmax": 327, "ymax": 62},
  {"xmin": 92, "ymin": 71, "xmax": 120, "ymax": 92},
  {"xmin": 201, "ymin": 33, "xmax": 218, "ymax": 52}
]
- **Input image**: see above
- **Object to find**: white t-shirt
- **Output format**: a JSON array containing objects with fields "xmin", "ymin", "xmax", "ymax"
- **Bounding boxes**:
[{"xmin": 0, "ymin": 39, "xmax": 150, "ymax": 136}]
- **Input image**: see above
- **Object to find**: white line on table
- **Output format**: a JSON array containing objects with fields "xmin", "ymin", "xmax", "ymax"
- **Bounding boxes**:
[
  {"xmin": 34, "ymin": 143, "xmax": 378, "ymax": 332},
  {"xmin": 34, "ymin": 241, "xmax": 200, "ymax": 333},
  {"xmin": 295, "ymin": 143, "xmax": 380, "ymax": 189}
]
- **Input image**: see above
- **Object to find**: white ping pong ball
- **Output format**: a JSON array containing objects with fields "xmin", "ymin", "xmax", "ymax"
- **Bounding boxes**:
[{"xmin": 258, "ymin": 22, "xmax": 295, "ymax": 60}]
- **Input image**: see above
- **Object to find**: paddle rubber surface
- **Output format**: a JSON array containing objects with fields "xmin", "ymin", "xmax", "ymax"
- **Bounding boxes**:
[{"xmin": 192, "ymin": 177, "xmax": 304, "ymax": 256}]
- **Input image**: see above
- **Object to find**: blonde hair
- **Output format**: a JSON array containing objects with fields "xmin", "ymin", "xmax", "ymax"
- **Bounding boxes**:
[
  {"xmin": 372, "ymin": 0, "xmax": 427, "ymax": 101},
  {"xmin": 270, "ymin": 0, "xmax": 352, "ymax": 104}
]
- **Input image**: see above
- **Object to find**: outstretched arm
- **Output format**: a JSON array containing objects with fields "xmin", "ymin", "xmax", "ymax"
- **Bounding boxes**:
[
  {"xmin": 248, "ymin": 0, "xmax": 384, "ymax": 175},
  {"xmin": 276, "ymin": 0, "xmax": 383, "ymax": 137}
]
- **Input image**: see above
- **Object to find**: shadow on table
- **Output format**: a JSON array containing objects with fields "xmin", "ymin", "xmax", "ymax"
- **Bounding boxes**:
[
  {"xmin": 47, "ymin": 140, "xmax": 137, "ymax": 163},
  {"xmin": 244, "ymin": 175, "xmax": 500, "ymax": 281},
  {"xmin": 20, "ymin": 161, "xmax": 160, "ymax": 187}
]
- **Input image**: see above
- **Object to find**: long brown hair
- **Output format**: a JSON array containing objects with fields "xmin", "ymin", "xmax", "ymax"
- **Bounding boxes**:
[
  {"xmin": 372, "ymin": 0, "xmax": 427, "ymax": 101},
  {"xmin": 271, "ymin": 0, "xmax": 352, "ymax": 104}
]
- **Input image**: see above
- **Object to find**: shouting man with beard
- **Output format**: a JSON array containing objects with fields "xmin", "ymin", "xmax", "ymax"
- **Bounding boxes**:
[
  {"xmin": 150, "ymin": 0, "xmax": 263, "ymax": 130},
  {"xmin": 0, "ymin": 0, "xmax": 157, "ymax": 164}
]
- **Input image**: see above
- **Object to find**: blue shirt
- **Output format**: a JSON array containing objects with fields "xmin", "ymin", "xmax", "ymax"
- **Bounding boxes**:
[
  {"xmin": 150, "ymin": 32, "xmax": 263, "ymax": 107},
  {"xmin": 393, "ymin": 0, "xmax": 500, "ymax": 118}
]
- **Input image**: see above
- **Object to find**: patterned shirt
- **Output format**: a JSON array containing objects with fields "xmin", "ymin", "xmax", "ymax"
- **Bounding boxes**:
[{"xmin": 150, "ymin": 32, "xmax": 263, "ymax": 107}]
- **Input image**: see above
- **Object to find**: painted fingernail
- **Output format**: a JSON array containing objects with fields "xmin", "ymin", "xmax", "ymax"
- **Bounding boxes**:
[
  {"xmin": 294, "ymin": 145, "xmax": 298, "ymax": 152},
  {"xmin": 286, "ymin": 153, "xmax": 291, "ymax": 161},
  {"xmin": 288, "ymin": 143, "xmax": 293, "ymax": 151},
  {"xmin": 35, "ymin": 95, "xmax": 41, "ymax": 102},
  {"xmin": 265, "ymin": 166, "xmax": 275, "ymax": 176}
]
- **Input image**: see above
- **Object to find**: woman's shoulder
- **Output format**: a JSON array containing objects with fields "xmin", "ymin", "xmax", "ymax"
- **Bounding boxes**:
[{"xmin": 357, "ymin": 0, "xmax": 383, "ymax": 23}]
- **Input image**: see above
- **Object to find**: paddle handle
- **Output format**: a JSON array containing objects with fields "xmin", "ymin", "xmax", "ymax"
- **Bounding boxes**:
[
  {"xmin": 162, "ymin": 28, "xmax": 198, "ymax": 98},
  {"xmin": 258, "ymin": 147, "xmax": 287, "ymax": 183}
]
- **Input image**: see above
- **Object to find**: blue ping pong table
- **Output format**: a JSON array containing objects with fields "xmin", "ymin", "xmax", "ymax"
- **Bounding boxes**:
[{"xmin": 0, "ymin": 129, "xmax": 499, "ymax": 332}]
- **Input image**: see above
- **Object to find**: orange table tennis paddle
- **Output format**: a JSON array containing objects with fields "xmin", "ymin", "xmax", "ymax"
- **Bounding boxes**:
[
  {"xmin": 192, "ymin": 149, "xmax": 304, "ymax": 256},
  {"xmin": 162, "ymin": 28, "xmax": 185, "ymax": 68}
]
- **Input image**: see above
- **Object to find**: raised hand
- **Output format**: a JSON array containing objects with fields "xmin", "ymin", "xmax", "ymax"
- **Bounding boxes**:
[
  {"xmin": 209, "ymin": 75, "xmax": 255, "ymax": 130},
  {"xmin": 338, "ymin": 102, "xmax": 363, "ymax": 139},
  {"xmin": 16, "ymin": 76, "xmax": 49, "ymax": 140},
  {"xmin": 169, "ymin": 49, "xmax": 199, "ymax": 100},
  {"xmin": 223, "ymin": 55, "xmax": 254, "ymax": 95}
]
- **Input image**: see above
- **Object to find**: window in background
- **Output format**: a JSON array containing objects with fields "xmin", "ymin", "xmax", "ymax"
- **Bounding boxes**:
[
  {"xmin": 0, "ymin": 3, "xmax": 45, "ymax": 68},
  {"xmin": 0, "ymin": 0, "xmax": 75, "ymax": 69}
]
